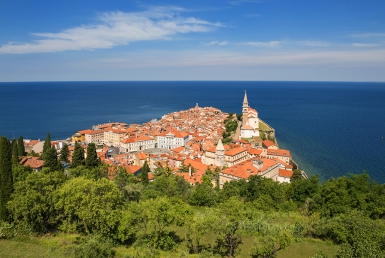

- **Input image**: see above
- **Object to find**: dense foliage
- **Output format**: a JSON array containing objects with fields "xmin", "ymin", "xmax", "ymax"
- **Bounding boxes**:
[
  {"xmin": 0, "ymin": 136, "xmax": 13, "ymax": 222},
  {"xmin": 223, "ymin": 113, "xmax": 238, "ymax": 144},
  {"xmin": 41, "ymin": 133, "xmax": 51, "ymax": 160},
  {"xmin": 71, "ymin": 142, "xmax": 85, "ymax": 168},
  {"xmin": 0, "ymin": 135, "xmax": 385, "ymax": 257}
]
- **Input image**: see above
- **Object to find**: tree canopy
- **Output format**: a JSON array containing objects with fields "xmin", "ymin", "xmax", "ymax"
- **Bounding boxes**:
[
  {"xmin": 71, "ymin": 142, "xmax": 85, "ymax": 168},
  {"xmin": 0, "ymin": 136, "xmax": 13, "ymax": 221}
]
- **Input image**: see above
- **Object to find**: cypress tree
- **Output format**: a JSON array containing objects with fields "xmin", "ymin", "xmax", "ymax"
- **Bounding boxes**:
[
  {"xmin": 12, "ymin": 139, "xmax": 19, "ymax": 164},
  {"xmin": 41, "ymin": 133, "xmax": 51, "ymax": 160},
  {"xmin": 17, "ymin": 136, "xmax": 25, "ymax": 157},
  {"xmin": 0, "ymin": 136, "xmax": 13, "ymax": 221},
  {"xmin": 59, "ymin": 144, "xmax": 69, "ymax": 163},
  {"xmin": 141, "ymin": 160, "xmax": 149, "ymax": 185},
  {"xmin": 71, "ymin": 142, "xmax": 85, "ymax": 168},
  {"xmin": 85, "ymin": 143, "xmax": 99, "ymax": 168},
  {"xmin": 43, "ymin": 146, "xmax": 61, "ymax": 172}
]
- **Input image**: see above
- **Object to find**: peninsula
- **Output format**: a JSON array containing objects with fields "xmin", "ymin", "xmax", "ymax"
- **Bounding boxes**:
[{"xmin": 23, "ymin": 91, "xmax": 301, "ymax": 185}]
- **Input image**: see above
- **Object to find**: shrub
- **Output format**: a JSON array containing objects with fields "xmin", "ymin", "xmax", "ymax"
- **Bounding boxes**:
[{"xmin": 72, "ymin": 234, "xmax": 115, "ymax": 258}]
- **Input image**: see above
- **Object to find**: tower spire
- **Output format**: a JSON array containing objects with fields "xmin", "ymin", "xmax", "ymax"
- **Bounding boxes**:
[
  {"xmin": 243, "ymin": 90, "xmax": 248, "ymax": 107},
  {"xmin": 242, "ymin": 90, "xmax": 249, "ymax": 129}
]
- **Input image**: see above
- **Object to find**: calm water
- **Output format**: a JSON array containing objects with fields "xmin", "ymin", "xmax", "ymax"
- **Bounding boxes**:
[{"xmin": 0, "ymin": 81, "xmax": 384, "ymax": 183}]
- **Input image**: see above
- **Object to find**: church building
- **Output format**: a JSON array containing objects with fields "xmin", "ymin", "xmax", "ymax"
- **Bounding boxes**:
[{"xmin": 240, "ymin": 91, "xmax": 260, "ymax": 139}]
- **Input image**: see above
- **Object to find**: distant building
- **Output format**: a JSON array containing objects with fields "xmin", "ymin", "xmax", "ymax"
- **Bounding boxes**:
[
  {"xmin": 120, "ymin": 136, "xmax": 155, "ymax": 153},
  {"xmin": 157, "ymin": 129, "xmax": 189, "ymax": 150},
  {"xmin": 85, "ymin": 130, "xmax": 104, "ymax": 144},
  {"xmin": 201, "ymin": 141, "xmax": 248, "ymax": 167},
  {"xmin": 240, "ymin": 91, "xmax": 260, "ymax": 139},
  {"xmin": 20, "ymin": 156, "xmax": 44, "ymax": 172},
  {"xmin": 219, "ymin": 157, "xmax": 288, "ymax": 188}
]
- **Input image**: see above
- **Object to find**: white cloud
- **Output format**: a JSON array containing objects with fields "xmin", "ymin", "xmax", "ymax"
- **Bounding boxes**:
[
  {"xmin": 351, "ymin": 43, "xmax": 380, "ymax": 47},
  {"xmin": 0, "ymin": 7, "xmax": 222, "ymax": 54},
  {"xmin": 204, "ymin": 41, "xmax": 229, "ymax": 46},
  {"xmin": 350, "ymin": 33, "xmax": 385, "ymax": 38},
  {"xmin": 242, "ymin": 41, "xmax": 281, "ymax": 47},
  {"xmin": 297, "ymin": 41, "xmax": 330, "ymax": 47},
  {"xmin": 94, "ymin": 47, "xmax": 385, "ymax": 69}
]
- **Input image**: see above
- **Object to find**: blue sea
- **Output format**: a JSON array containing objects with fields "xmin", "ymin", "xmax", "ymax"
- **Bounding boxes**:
[{"xmin": 0, "ymin": 81, "xmax": 384, "ymax": 183}]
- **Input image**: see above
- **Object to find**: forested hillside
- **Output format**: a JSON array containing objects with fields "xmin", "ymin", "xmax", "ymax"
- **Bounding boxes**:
[{"xmin": 1, "ymin": 136, "xmax": 385, "ymax": 257}]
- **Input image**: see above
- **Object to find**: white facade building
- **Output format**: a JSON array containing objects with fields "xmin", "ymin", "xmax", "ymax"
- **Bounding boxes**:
[
  {"xmin": 240, "ymin": 91, "xmax": 260, "ymax": 139},
  {"xmin": 120, "ymin": 136, "xmax": 155, "ymax": 153},
  {"xmin": 157, "ymin": 129, "xmax": 189, "ymax": 150}
]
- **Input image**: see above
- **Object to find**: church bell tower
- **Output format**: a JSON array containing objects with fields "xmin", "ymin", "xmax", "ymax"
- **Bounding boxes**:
[{"xmin": 242, "ymin": 90, "xmax": 249, "ymax": 127}]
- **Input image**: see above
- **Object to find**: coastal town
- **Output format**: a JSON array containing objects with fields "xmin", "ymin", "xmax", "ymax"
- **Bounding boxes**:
[{"xmin": 20, "ymin": 92, "xmax": 301, "ymax": 186}]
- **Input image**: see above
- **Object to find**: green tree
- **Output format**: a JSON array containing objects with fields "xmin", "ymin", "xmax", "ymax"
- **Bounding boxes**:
[
  {"xmin": 17, "ymin": 136, "xmax": 25, "ymax": 157},
  {"xmin": 41, "ymin": 133, "xmax": 51, "ymax": 160},
  {"xmin": 11, "ymin": 139, "xmax": 19, "ymax": 165},
  {"xmin": 126, "ymin": 197, "xmax": 191, "ymax": 250},
  {"xmin": 185, "ymin": 209, "xmax": 216, "ymax": 254},
  {"xmin": 56, "ymin": 177, "xmax": 123, "ymax": 239},
  {"xmin": 315, "ymin": 210, "xmax": 385, "ymax": 258},
  {"xmin": 113, "ymin": 167, "xmax": 139, "ymax": 191},
  {"xmin": 67, "ymin": 165, "xmax": 108, "ymax": 181},
  {"xmin": 141, "ymin": 160, "xmax": 149, "ymax": 185},
  {"xmin": 290, "ymin": 169, "xmax": 303, "ymax": 182},
  {"xmin": 141, "ymin": 174, "xmax": 191, "ymax": 201},
  {"xmin": 250, "ymin": 230, "xmax": 293, "ymax": 258},
  {"xmin": 73, "ymin": 234, "xmax": 115, "ymax": 258},
  {"xmin": 290, "ymin": 175, "xmax": 319, "ymax": 207},
  {"xmin": 85, "ymin": 143, "xmax": 99, "ymax": 168},
  {"xmin": 212, "ymin": 197, "xmax": 250, "ymax": 257},
  {"xmin": 154, "ymin": 162, "xmax": 173, "ymax": 177},
  {"xmin": 219, "ymin": 183, "xmax": 241, "ymax": 202},
  {"xmin": 0, "ymin": 136, "xmax": 13, "ymax": 221},
  {"xmin": 7, "ymin": 172, "xmax": 64, "ymax": 232},
  {"xmin": 188, "ymin": 183, "xmax": 218, "ymax": 207},
  {"xmin": 123, "ymin": 183, "xmax": 144, "ymax": 203},
  {"xmin": 178, "ymin": 161, "xmax": 189, "ymax": 173},
  {"xmin": 43, "ymin": 146, "xmax": 61, "ymax": 172},
  {"xmin": 71, "ymin": 142, "xmax": 85, "ymax": 168},
  {"xmin": 12, "ymin": 164, "xmax": 32, "ymax": 183},
  {"xmin": 59, "ymin": 144, "xmax": 69, "ymax": 163}
]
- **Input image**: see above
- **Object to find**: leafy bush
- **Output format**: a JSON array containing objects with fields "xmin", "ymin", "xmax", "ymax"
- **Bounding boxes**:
[
  {"xmin": 72, "ymin": 234, "xmax": 115, "ymax": 258},
  {"xmin": 0, "ymin": 221, "xmax": 15, "ymax": 239}
]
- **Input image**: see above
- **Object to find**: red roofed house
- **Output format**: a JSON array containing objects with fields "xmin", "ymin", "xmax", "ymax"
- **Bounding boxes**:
[
  {"xmin": 278, "ymin": 169, "xmax": 293, "ymax": 183},
  {"xmin": 24, "ymin": 139, "xmax": 44, "ymax": 154},
  {"xmin": 202, "ymin": 140, "xmax": 248, "ymax": 167},
  {"xmin": 20, "ymin": 156, "xmax": 44, "ymax": 172},
  {"xmin": 262, "ymin": 140, "xmax": 278, "ymax": 150},
  {"xmin": 219, "ymin": 157, "xmax": 286, "ymax": 188},
  {"xmin": 267, "ymin": 149, "xmax": 291, "ymax": 164}
]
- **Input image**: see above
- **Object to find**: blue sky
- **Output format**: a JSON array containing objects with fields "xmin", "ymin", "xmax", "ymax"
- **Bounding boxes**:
[{"xmin": 1, "ymin": 0, "xmax": 384, "ymax": 81}]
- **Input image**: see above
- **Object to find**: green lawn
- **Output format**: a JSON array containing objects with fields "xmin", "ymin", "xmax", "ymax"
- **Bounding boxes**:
[
  {"xmin": 259, "ymin": 121, "xmax": 271, "ymax": 130},
  {"xmin": 0, "ymin": 233, "xmax": 76, "ymax": 258},
  {"xmin": 0, "ymin": 234, "xmax": 339, "ymax": 258},
  {"xmin": 277, "ymin": 239, "xmax": 339, "ymax": 258}
]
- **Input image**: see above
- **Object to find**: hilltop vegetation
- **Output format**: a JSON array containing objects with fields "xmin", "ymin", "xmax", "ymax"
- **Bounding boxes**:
[{"xmin": 1, "ymin": 136, "xmax": 385, "ymax": 257}]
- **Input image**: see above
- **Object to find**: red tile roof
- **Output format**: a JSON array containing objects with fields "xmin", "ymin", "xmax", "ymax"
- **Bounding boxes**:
[
  {"xmin": 279, "ymin": 169, "xmax": 293, "ymax": 178},
  {"xmin": 20, "ymin": 156, "xmax": 44, "ymax": 169},
  {"xmin": 225, "ymin": 147, "xmax": 247, "ymax": 156}
]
